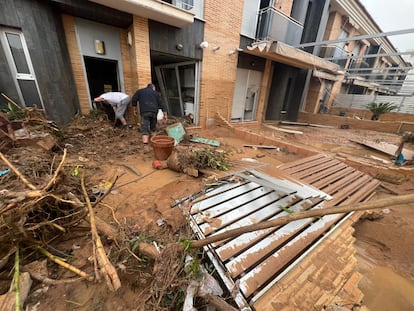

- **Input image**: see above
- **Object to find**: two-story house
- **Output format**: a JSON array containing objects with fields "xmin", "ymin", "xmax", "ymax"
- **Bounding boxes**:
[{"xmin": 302, "ymin": 0, "xmax": 410, "ymax": 115}]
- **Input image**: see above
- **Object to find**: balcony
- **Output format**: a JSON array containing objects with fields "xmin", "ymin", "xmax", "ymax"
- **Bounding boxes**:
[
  {"xmin": 349, "ymin": 59, "xmax": 371, "ymax": 78},
  {"xmin": 256, "ymin": 7, "xmax": 303, "ymax": 46},
  {"xmin": 167, "ymin": 0, "xmax": 193, "ymax": 10},
  {"xmin": 89, "ymin": 0, "xmax": 194, "ymax": 28},
  {"xmin": 318, "ymin": 45, "xmax": 348, "ymax": 68}
]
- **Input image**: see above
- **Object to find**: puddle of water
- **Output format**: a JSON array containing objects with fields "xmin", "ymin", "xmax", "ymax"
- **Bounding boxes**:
[{"xmin": 358, "ymin": 261, "xmax": 414, "ymax": 311}]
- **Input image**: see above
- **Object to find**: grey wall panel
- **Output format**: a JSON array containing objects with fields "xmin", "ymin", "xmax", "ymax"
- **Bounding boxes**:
[
  {"xmin": 241, "ymin": 0, "xmax": 260, "ymax": 39},
  {"xmin": 333, "ymin": 94, "xmax": 414, "ymax": 114},
  {"xmin": 0, "ymin": 0, "xmax": 79, "ymax": 124},
  {"xmin": 0, "ymin": 0, "xmax": 21, "ymax": 28},
  {"xmin": 149, "ymin": 19, "xmax": 204, "ymax": 60},
  {"xmin": 75, "ymin": 18, "xmax": 122, "ymax": 60}
]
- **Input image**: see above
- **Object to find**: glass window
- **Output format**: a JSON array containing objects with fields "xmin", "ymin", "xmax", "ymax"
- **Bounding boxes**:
[
  {"xmin": 338, "ymin": 29, "xmax": 349, "ymax": 49},
  {"xmin": 5, "ymin": 32, "xmax": 30, "ymax": 74},
  {"xmin": 1, "ymin": 28, "xmax": 43, "ymax": 108},
  {"xmin": 18, "ymin": 80, "xmax": 42, "ymax": 107},
  {"xmin": 182, "ymin": 0, "xmax": 193, "ymax": 10},
  {"xmin": 173, "ymin": 0, "xmax": 193, "ymax": 10}
]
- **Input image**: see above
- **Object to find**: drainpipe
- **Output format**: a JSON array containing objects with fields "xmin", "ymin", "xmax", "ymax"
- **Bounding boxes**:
[{"xmin": 299, "ymin": 0, "xmax": 331, "ymax": 112}]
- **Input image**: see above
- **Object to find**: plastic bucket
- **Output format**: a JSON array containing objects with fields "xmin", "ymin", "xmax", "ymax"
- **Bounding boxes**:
[{"xmin": 151, "ymin": 135, "xmax": 175, "ymax": 160}]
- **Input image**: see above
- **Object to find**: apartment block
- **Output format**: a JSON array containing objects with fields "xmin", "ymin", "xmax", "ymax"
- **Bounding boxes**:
[
  {"xmin": 1, "ymin": 0, "xmax": 409, "ymax": 309},
  {"xmin": 0, "ymin": 0, "xmax": 409, "ymax": 126}
]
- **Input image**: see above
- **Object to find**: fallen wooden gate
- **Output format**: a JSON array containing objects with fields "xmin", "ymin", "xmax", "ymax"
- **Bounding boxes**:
[{"xmin": 185, "ymin": 154, "xmax": 380, "ymax": 310}]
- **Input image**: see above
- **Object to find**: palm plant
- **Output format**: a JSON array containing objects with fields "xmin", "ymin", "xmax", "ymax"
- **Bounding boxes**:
[{"xmin": 366, "ymin": 102, "xmax": 398, "ymax": 120}]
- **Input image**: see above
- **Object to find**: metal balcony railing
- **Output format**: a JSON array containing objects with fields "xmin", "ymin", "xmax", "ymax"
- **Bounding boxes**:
[
  {"xmin": 173, "ymin": 0, "xmax": 193, "ymax": 10},
  {"xmin": 256, "ymin": 7, "xmax": 303, "ymax": 46},
  {"xmin": 161, "ymin": 0, "xmax": 193, "ymax": 11},
  {"xmin": 318, "ymin": 45, "xmax": 348, "ymax": 67},
  {"xmin": 349, "ymin": 59, "xmax": 371, "ymax": 78}
]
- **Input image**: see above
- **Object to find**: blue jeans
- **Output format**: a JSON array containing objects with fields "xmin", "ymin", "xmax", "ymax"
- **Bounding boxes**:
[{"xmin": 141, "ymin": 111, "xmax": 157, "ymax": 136}]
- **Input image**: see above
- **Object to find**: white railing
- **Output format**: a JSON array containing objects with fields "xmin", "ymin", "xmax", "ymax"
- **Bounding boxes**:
[{"xmin": 332, "ymin": 94, "xmax": 414, "ymax": 114}]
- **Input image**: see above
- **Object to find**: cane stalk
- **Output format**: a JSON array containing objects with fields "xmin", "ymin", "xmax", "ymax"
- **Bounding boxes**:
[
  {"xmin": 81, "ymin": 174, "xmax": 121, "ymax": 291},
  {"xmin": 38, "ymin": 247, "xmax": 93, "ymax": 282}
]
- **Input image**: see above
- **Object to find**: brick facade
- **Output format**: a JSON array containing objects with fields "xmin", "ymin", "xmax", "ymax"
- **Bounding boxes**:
[
  {"xmin": 131, "ymin": 16, "xmax": 152, "ymax": 90},
  {"xmin": 61, "ymin": 14, "xmax": 90, "ymax": 114},
  {"xmin": 61, "ymin": 14, "xmax": 151, "ymax": 120},
  {"xmin": 198, "ymin": 0, "xmax": 243, "ymax": 127}
]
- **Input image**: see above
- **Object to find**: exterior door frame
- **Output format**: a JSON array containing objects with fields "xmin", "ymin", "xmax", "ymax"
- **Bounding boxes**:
[
  {"xmin": 231, "ymin": 68, "xmax": 262, "ymax": 122},
  {"xmin": 0, "ymin": 28, "xmax": 43, "ymax": 108},
  {"xmin": 155, "ymin": 60, "xmax": 201, "ymax": 125}
]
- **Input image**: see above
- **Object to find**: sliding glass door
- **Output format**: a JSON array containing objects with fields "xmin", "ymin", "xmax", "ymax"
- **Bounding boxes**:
[{"xmin": 155, "ymin": 61, "xmax": 200, "ymax": 124}]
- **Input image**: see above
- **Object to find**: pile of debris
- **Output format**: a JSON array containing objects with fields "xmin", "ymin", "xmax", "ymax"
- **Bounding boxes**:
[
  {"xmin": 0, "ymin": 102, "xmax": 238, "ymax": 310},
  {"xmin": 0, "ymin": 93, "xmax": 58, "ymax": 153}
]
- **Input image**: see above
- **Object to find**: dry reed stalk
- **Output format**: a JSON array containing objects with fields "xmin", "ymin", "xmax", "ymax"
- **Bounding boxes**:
[
  {"xmin": 0, "ymin": 151, "xmax": 37, "ymax": 190},
  {"xmin": 81, "ymin": 175, "xmax": 121, "ymax": 291},
  {"xmin": 38, "ymin": 247, "xmax": 93, "ymax": 282},
  {"xmin": 42, "ymin": 148, "xmax": 67, "ymax": 191}
]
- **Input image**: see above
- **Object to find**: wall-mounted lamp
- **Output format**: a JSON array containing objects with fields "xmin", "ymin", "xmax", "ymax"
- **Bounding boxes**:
[
  {"xmin": 228, "ymin": 47, "xmax": 243, "ymax": 55},
  {"xmin": 199, "ymin": 41, "xmax": 209, "ymax": 49},
  {"xmin": 212, "ymin": 46, "xmax": 220, "ymax": 52},
  {"xmin": 176, "ymin": 43, "xmax": 184, "ymax": 51},
  {"xmin": 94, "ymin": 40, "xmax": 105, "ymax": 55},
  {"xmin": 127, "ymin": 31, "xmax": 132, "ymax": 46}
]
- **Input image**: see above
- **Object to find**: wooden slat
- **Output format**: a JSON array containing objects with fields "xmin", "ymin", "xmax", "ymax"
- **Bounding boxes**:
[
  {"xmin": 336, "ymin": 179, "xmax": 381, "ymax": 205},
  {"xmin": 277, "ymin": 154, "xmax": 326, "ymax": 170},
  {"xmin": 287, "ymin": 158, "xmax": 340, "ymax": 179},
  {"xmin": 281, "ymin": 156, "xmax": 333, "ymax": 175},
  {"xmin": 298, "ymin": 162, "xmax": 349, "ymax": 185},
  {"xmin": 322, "ymin": 170, "xmax": 365, "ymax": 194},
  {"xmin": 310, "ymin": 166, "xmax": 355, "ymax": 190},
  {"xmin": 323, "ymin": 175, "xmax": 372, "ymax": 207}
]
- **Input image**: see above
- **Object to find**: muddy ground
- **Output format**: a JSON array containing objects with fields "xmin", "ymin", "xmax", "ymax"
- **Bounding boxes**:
[{"xmin": 1, "ymin": 113, "xmax": 414, "ymax": 310}]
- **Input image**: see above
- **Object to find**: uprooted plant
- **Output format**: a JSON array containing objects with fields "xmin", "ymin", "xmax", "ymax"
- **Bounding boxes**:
[{"xmin": 167, "ymin": 145, "xmax": 232, "ymax": 177}]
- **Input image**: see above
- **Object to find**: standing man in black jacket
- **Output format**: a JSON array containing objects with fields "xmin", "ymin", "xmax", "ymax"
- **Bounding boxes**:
[{"xmin": 132, "ymin": 83, "xmax": 167, "ymax": 145}]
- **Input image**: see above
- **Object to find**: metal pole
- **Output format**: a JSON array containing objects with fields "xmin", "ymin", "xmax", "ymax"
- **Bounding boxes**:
[
  {"xmin": 346, "ymin": 66, "xmax": 414, "ymax": 72},
  {"xmin": 324, "ymin": 50, "xmax": 414, "ymax": 61},
  {"xmin": 294, "ymin": 28, "xmax": 414, "ymax": 48},
  {"xmin": 346, "ymin": 72, "xmax": 414, "ymax": 77}
]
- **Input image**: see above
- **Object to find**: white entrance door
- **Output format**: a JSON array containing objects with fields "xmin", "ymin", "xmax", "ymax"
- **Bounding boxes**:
[
  {"xmin": 231, "ymin": 68, "xmax": 262, "ymax": 122},
  {"xmin": 0, "ymin": 28, "xmax": 43, "ymax": 108}
]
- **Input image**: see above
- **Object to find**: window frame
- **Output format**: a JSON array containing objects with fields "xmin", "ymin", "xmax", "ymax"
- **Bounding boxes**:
[{"xmin": 0, "ymin": 28, "xmax": 43, "ymax": 108}]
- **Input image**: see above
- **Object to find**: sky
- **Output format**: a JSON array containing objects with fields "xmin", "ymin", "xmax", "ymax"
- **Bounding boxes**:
[{"xmin": 359, "ymin": 0, "xmax": 414, "ymax": 53}]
